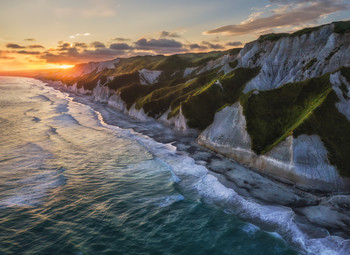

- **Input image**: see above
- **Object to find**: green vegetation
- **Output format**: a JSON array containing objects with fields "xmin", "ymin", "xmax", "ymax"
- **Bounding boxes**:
[
  {"xmin": 334, "ymin": 20, "xmax": 350, "ymax": 34},
  {"xmin": 340, "ymin": 66, "xmax": 350, "ymax": 84},
  {"xmin": 229, "ymin": 59, "xmax": 238, "ymax": 69},
  {"xmin": 181, "ymin": 50, "xmax": 233, "ymax": 66},
  {"xmin": 240, "ymin": 75, "xmax": 333, "ymax": 154},
  {"xmin": 134, "ymin": 73, "xmax": 214, "ymax": 118},
  {"xmin": 339, "ymin": 83, "xmax": 350, "ymax": 100},
  {"xmin": 303, "ymin": 58, "xmax": 317, "ymax": 71},
  {"xmin": 76, "ymin": 72, "xmax": 101, "ymax": 90},
  {"xmin": 256, "ymin": 26, "xmax": 324, "ymax": 43},
  {"xmin": 291, "ymin": 26, "xmax": 324, "ymax": 37},
  {"xmin": 325, "ymin": 47, "xmax": 340, "ymax": 62},
  {"xmin": 256, "ymin": 20, "xmax": 350, "ymax": 43},
  {"xmin": 106, "ymin": 72, "xmax": 140, "ymax": 90},
  {"xmin": 228, "ymin": 48, "xmax": 242, "ymax": 56},
  {"xmin": 119, "ymin": 84, "xmax": 151, "ymax": 109},
  {"xmin": 107, "ymin": 50, "xmax": 235, "ymax": 75},
  {"xmin": 153, "ymin": 55, "xmax": 190, "ymax": 71},
  {"xmin": 294, "ymin": 91, "xmax": 350, "ymax": 177},
  {"xmin": 181, "ymin": 67, "xmax": 260, "ymax": 129},
  {"xmin": 258, "ymin": 33, "xmax": 289, "ymax": 43}
]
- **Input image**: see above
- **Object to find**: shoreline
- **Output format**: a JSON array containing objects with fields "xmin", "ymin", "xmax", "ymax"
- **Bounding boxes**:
[{"xmin": 43, "ymin": 79, "xmax": 350, "ymax": 243}]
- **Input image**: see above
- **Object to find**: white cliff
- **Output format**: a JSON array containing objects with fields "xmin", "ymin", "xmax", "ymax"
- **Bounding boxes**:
[
  {"xmin": 91, "ymin": 80, "xmax": 190, "ymax": 128},
  {"xmin": 238, "ymin": 24, "xmax": 350, "ymax": 93},
  {"xmin": 197, "ymin": 54, "xmax": 236, "ymax": 75},
  {"xmin": 107, "ymin": 93, "xmax": 128, "ymax": 113},
  {"xmin": 138, "ymin": 69, "xmax": 162, "ymax": 85},
  {"xmin": 198, "ymin": 103, "xmax": 349, "ymax": 191}
]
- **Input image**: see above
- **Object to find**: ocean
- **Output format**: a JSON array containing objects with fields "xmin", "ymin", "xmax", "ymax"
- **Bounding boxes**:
[{"xmin": 0, "ymin": 76, "xmax": 347, "ymax": 254}]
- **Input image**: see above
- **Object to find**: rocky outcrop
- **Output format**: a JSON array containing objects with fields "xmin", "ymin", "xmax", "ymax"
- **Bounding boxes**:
[
  {"xmin": 158, "ymin": 107, "xmax": 188, "ymax": 131},
  {"xmin": 93, "ymin": 80, "xmax": 114, "ymax": 103}
]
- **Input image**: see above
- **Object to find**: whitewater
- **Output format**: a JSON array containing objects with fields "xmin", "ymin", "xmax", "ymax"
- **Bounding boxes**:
[{"xmin": 0, "ymin": 76, "xmax": 349, "ymax": 255}]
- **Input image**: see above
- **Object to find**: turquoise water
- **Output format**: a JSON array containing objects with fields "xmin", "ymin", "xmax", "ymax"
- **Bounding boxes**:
[{"xmin": 0, "ymin": 77, "xmax": 300, "ymax": 254}]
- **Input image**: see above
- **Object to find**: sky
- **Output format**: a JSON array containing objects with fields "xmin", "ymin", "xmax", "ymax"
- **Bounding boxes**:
[{"xmin": 0, "ymin": 0, "xmax": 349, "ymax": 71}]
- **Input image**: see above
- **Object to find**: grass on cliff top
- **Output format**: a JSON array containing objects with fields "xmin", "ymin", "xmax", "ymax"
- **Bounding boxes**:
[
  {"xmin": 108, "ymin": 50, "xmax": 235, "ymax": 75},
  {"xmin": 334, "ymin": 20, "xmax": 350, "ymax": 34},
  {"xmin": 258, "ymin": 33, "xmax": 289, "ymax": 43},
  {"xmin": 256, "ymin": 20, "xmax": 350, "ymax": 43},
  {"xmin": 240, "ymin": 74, "xmax": 350, "ymax": 177}
]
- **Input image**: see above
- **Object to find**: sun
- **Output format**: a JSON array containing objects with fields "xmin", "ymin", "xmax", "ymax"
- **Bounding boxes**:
[{"xmin": 58, "ymin": 64, "xmax": 74, "ymax": 69}]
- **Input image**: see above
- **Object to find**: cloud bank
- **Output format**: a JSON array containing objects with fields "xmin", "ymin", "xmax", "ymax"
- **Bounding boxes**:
[{"xmin": 205, "ymin": 0, "xmax": 349, "ymax": 36}]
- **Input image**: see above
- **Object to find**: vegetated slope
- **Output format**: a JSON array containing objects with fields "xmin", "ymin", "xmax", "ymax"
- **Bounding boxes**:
[
  {"xmin": 240, "ymin": 74, "xmax": 350, "ymax": 177},
  {"xmin": 39, "ymin": 20, "xmax": 350, "ymax": 178}
]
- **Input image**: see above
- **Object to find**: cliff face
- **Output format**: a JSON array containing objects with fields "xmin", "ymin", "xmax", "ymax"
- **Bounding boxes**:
[
  {"xmin": 41, "ymin": 21, "xmax": 350, "ymax": 191},
  {"xmin": 240, "ymin": 23, "xmax": 350, "ymax": 92},
  {"xmin": 196, "ymin": 22, "xmax": 350, "ymax": 191},
  {"xmin": 197, "ymin": 103, "xmax": 349, "ymax": 192}
]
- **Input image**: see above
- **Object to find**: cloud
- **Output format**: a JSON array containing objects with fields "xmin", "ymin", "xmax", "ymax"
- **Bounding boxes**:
[
  {"xmin": 226, "ymin": 41, "xmax": 242, "ymax": 47},
  {"xmin": 57, "ymin": 42, "xmax": 71, "ymax": 51},
  {"xmin": 188, "ymin": 43, "xmax": 208, "ymax": 50},
  {"xmin": 74, "ymin": 42, "xmax": 88, "ymax": 48},
  {"xmin": 16, "ymin": 50, "xmax": 41, "ymax": 55},
  {"xmin": 205, "ymin": 0, "xmax": 349, "ymax": 36},
  {"xmin": 6, "ymin": 43, "xmax": 26, "ymax": 49},
  {"xmin": 113, "ymin": 37, "xmax": 131, "ymax": 41},
  {"xmin": 202, "ymin": 41, "xmax": 224, "ymax": 50},
  {"xmin": 28, "ymin": 44, "xmax": 45, "ymax": 49},
  {"xmin": 37, "ymin": 40, "xmax": 131, "ymax": 64},
  {"xmin": 109, "ymin": 43, "xmax": 132, "ymax": 50},
  {"xmin": 39, "ymin": 47, "xmax": 128, "ymax": 64},
  {"xmin": 160, "ymin": 31, "xmax": 181, "ymax": 38},
  {"xmin": 91, "ymin": 41, "xmax": 106, "ymax": 48},
  {"xmin": 24, "ymin": 38, "xmax": 35, "ymax": 41},
  {"xmin": 187, "ymin": 41, "xmax": 228, "ymax": 51},
  {"xmin": 133, "ymin": 38, "xmax": 187, "ymax": 54},
  {"xmin": 134, "ymin": 38, "xmax": 183, "ymax": 49}
]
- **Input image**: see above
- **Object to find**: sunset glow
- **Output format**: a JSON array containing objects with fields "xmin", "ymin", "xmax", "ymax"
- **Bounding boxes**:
[{"xmin": 58, "ymin": 64, "xmax": 74, "ymax": 69}]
